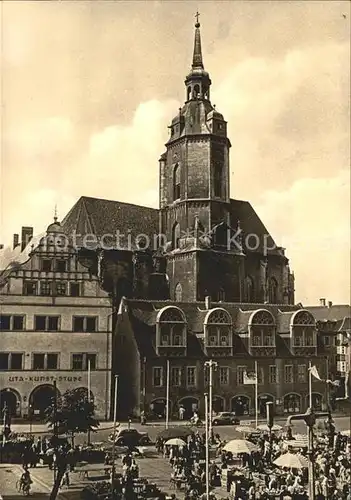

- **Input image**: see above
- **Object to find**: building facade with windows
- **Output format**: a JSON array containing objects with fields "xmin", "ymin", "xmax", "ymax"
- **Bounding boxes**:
[
  {"xmin": 114, "ymin": 297, "xmax": 331, "ymax": 419},
  {"xmin": 0, "ymin": 219, "xmax": 112, "ymax": 420}
]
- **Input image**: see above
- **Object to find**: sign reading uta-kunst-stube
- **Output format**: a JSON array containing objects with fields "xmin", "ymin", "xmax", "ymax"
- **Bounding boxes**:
[{"xmin": 8, "ymin": 375, "xmax": 83, "ymax": 383}]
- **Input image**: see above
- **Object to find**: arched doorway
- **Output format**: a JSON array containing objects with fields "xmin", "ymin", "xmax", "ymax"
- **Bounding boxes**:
[
  {"xmin": 258, "ymin": 394, "xmax": 274, "ymax": 417},
  {"xmin": 29, "ymin": 385, "xmax": 60, "ymax": 420},
  {"xmin": 149, "ymin": 398, "xmax": 170, "ymax": 420},
  {"xmin": 311, "ymin": 393, "xmax": 323, "ymax": 411},
  {"xmin": 231, "ymin": 395, "xmax": 250, "ymax": 416},
  {"xmin": 0, "ymin": 389, "xmax": 21, "ymax": 418},
  {"xmin": 178, "ymin": 397, "xmax": 199, "ymax": 420},
  {"xmin": 283, "ymin": 393, "xmax": 302, "ymax": 414},
  {"xmin": 212, "ymin": 396, "xmax": 225, "ymax": 414}
]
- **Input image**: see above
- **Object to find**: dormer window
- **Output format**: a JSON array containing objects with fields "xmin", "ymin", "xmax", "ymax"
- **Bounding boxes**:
[
  {"xmin": 156, "ymin": 306, "xmax": 187, "ymax": 350},
  {"xmin": 204, "ymin": 308, "xmax": 232, "ymax": 349},
  {"xmin": 290, "ymin": 311, "xmax": 316, "ymax": 347},
  {"xmin": 249, "ymin": 310, "xmax": 275, "ymax": 348}
]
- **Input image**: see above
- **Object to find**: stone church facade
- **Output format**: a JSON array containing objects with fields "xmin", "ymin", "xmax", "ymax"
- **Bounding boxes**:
[{"xmin": 61, "ymin": 20, "xmax": 295, "ymax": 308}]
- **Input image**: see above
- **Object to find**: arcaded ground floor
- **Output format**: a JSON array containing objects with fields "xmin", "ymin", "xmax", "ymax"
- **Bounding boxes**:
[{"xmin": 0, "ymin": 370, "xmax": 111, "ymax": 421}]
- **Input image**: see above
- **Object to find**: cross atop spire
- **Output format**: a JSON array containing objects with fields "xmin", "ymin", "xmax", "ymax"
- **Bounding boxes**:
[
  {"xmin": 192, "ymin": 12, "xmax": 204, "ymax": 69},
  {"xmin": 195, "ymin": 11, "xmax": 200, "ymax": 28},
  {"xmin": 54, "ymin": 204, "xmax": 58, "ymax": 223}
]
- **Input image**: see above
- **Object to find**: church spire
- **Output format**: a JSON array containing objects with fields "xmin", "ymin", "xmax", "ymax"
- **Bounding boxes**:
[
  {"xmin": 185, "ymin": 12, "xmax": 211, "ymax": 102},
  {"xmin": 192, "ymin": 12, "xmax": 204, "ymax": 69}
]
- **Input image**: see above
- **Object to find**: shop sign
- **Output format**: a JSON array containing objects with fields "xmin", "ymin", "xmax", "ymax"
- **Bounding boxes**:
[{"xmin": 8, "ymin": 375, "xmax": 83, "ymax": 383}]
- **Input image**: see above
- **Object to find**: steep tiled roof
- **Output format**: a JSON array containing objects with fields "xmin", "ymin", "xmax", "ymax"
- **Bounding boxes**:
[
  {"xmin": 277, "ymin": 311, "xmax": 295, "ymax": 334},
  {"xmin": 61, "ymin": 196, "xmax": 159, "ymax": 250},
  {"xmin": 306, "ymin": 305, "xmax": 351, "ymax": 322},
  {"xmin": 229, "ymin": 199, "xmax": 285, "ymax": 256}
]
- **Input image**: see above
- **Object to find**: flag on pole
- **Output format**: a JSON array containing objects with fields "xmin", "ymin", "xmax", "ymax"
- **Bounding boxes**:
[
  {"xmin": 308, "ymin": 365, "xmax": 323, "ymax": 381},
  {"xmin": 326, "ymin": 379, "xmax": 341, "ymax": 386},
  {"xmin": 243, "ymin": 371, "xmax": 257, "ymax": 385}
]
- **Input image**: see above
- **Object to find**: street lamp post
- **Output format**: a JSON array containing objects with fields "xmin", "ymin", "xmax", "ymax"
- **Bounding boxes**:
[
  {"xmin": 111, "ymin": 374, "xmax": 119, "ymax": 497},
  {"xmin": 204, "ymin": 392, "xmax": 210, "ymax": 500},
  {"xmin": 29, "ymin": 405, "xmax": 33, "ymax": 438},
  {"xmin": 286, "ymin": 407, "xmax": 330, "ymax": 500},
  {"xmin": 204, "ymin": 360, "xmax": 218, "ymax": 441}
]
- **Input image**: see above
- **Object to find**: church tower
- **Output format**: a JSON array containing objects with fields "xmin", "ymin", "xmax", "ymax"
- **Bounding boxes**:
[{"xmin": 159, "ymin": 15, "xmax": 244, "ymax": 302}]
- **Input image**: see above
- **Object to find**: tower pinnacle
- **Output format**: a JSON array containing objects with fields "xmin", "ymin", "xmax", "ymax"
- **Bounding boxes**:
[{"xmin": 192, "ymin": 12, "xmax": 204, "ymax": 69}]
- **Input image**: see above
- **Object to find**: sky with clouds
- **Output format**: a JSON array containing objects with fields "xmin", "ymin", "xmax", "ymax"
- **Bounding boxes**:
[{"xmin": 0, "ymin": 0, "xmax": 350, "ymax": 305}]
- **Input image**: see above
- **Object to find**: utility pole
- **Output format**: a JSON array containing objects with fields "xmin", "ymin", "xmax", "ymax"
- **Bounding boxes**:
[
  {"xmin": 204, "ymin": 360, "xmax": 218, "ymax": 441},
  {"xmin": 287, "ymin": 407, "xmax": 330, "ymax": 500},
  {"xmin": 165, "ymin": 359, "xmax": 170, "ymax": 429}
]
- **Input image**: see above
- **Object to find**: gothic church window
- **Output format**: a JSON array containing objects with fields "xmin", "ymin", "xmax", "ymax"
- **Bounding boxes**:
[
  {"xmin": 214, "ymin": 163, "xmax": 223, "ymax": 197},
  {"xmin": 268, "ymin": 277, "xmax": 278, "ymax": 303},
  {"xmin": 244, "ymin": 276, "xmax": 255, "ymax": 302},
  {"xmin": 173, "ymin": 164, "xmax": 181, "ymax": 200},
  {"xmin": 172, "ymin": 222, "xmax": 181, "ymax": 249},
  {"xmin": 175, "ymin": 283, "xmax": 183, "ymax": 302},
  {"xmin": 193, "ymin": 84, "xmax": 200, "ymax": 98}
]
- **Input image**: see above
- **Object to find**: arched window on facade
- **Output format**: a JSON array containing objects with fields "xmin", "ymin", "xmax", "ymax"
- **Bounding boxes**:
[
  {"xmin": 172, "ymin": 222, "xmax": 181, "ymax": 249},
  {"xmin": 175, "ymin": 283, "xmax": 182, "ymax": 302},
  {"xmin": 187, "ymin": 86, "xmax": 191, "ymax": 101},
  {"xmin": 204, "ymin": 308, "xmax": 232, "ymax": 347},
  {"xmin": 268, "ymin": 277, "xmax": 278, "ymax": 303},
  {"xmin": 173, "ymin": 164, "xmax": 181, "ymax": 200},
  {"xmin": 157, "ymin": 306, "xmax": 187, "ymax": 347},
  {"xmin": 249, "ymin": 309, "xmax": 275, "ymax": 347},
  {"xmin": 214, "ymin": 163, "xmax": 223, "ymax": 197},
  {"xmin": 291, "ymin": 310, "xmax": 315, "ymax": 347},
  {"xmin": 244, "ymin": 276, "xmax": 255, "ymax": 302}
]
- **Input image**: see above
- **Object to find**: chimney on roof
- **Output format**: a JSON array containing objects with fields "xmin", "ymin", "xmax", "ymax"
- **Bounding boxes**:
[
  {"xmin": 13, "ymin": 234, "xmax": 19, "ymax": 250},
  {"xmin": 328, "ymin": 301, "xmax": 333, "ymax": 308},
  {"xmin": 21, "ymin": 227, "xmax": 33, "ymax": 251},
  {"xmin": 319, "ymin": 298, "xmax": 326, "ymax": 307},
  {"xmin": 205, "ymin": 296, "xmax": 211, "ymax": 310}
]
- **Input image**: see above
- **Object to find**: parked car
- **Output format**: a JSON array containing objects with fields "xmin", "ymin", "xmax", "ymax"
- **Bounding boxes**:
[
  {"xmin": 212, "ymin": 412, "xmax": 240, "ymax": 426},
  {"xmin": 108, "ymin": 428, "xmax": 151, "ymax": 446}
]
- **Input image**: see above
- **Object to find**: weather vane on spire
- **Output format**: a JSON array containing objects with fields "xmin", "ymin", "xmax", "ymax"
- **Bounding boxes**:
[{"xmin": 195, "ymin": 11, "xmax": 200, "ymax": 27}]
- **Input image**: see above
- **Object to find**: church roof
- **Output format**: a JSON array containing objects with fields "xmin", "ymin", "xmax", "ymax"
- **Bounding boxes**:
[
  {"xmin": 61, "ymin": 196, "xmax": 159, "ymax": 250},
  {"xmin": 229, "ymin": 199, "xmax": 284, "ymax": 256}
]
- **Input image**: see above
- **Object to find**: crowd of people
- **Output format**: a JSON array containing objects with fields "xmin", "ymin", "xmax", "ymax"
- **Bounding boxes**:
[
  {"xmin": 153, "ymin": 420, "xmax": 351, "ymax": 500},
  {"xmin": 6, "ymin": 418, "xmax": 351, "ymax": 499}
]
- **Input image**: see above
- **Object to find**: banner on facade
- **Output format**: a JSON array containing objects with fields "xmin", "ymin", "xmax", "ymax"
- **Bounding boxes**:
[{"xmin": 243, "ymin": 371, "xmax": 257, "ymax": 385}]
